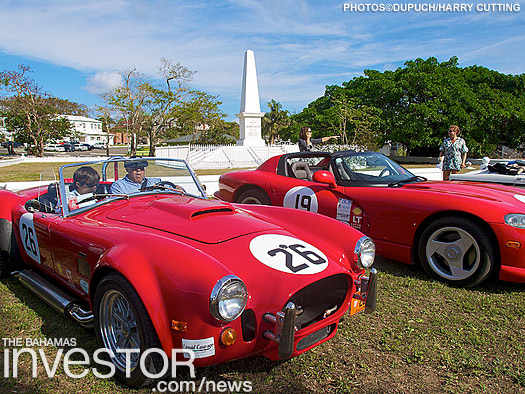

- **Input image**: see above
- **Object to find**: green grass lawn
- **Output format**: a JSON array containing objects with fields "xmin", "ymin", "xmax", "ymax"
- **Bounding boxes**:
[
  {"xmin": 1, "ymin": 258, "xmax": 524, "ymax": 394},
  {"xmin": 0, "ymin": 162, "xmax": 250, "ymax": 182}
]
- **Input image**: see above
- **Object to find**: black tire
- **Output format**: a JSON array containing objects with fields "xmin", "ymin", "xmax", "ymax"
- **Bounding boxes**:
[
  {"xmin": 236, "ymin": 188, "xmax": 272, "ymax": 205},
  {"xmin": 94, "ymin": 273, "xmax": 165, "ymax": 387},
  {"xmin": 0, "ymin": 230, "xmax": 23, "ymax": 277},
  {"xmin": 418, "ymin": 217, "xmax": 495, "ymax": 287}
]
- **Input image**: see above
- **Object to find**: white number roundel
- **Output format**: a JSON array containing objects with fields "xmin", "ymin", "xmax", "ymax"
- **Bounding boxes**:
[
  {"xmin": 283, "ymin": 186, "xmax": 318, "ymax": 213},
  {"xmin": 19, "ymin": 213, "xmax": 41, "ymax": 264},
  {"xmin": 250, "ymin": 234, "xmax": 328, "ymax": 275}
]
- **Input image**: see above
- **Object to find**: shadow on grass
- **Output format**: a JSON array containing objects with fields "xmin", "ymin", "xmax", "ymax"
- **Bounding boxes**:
[
  {"xmin": 1, "ymin": 276, "xmax": 318, "ymax": 394},
  {"xmin": 372, "ymin": 256, "xmax": 525, "ymax": 294}
]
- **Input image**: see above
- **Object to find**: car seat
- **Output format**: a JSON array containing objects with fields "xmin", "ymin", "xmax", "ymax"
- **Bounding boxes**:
[
  {"xmin": 291, "ymin": 161, "xmax": 313, "ymax": 181},
  {"xmin": 38, "ymin": 183, "xmax": 59, "ymax": 213}
]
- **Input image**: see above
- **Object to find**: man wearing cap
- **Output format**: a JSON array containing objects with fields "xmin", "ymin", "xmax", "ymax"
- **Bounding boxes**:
[{"xmin": 110, "ymin": 160, "xmax": 161, "ymax": 194}]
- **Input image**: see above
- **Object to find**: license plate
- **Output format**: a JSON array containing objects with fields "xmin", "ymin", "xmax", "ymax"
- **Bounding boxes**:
[{"xmin": 350, "ymin": 294, "xmax": 365, "ymax": 315}]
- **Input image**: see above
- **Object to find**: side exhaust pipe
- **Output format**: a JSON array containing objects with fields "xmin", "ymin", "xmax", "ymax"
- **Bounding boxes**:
[{"xmin": 13, "ymin": 270, "xmax": 94, "ymax": 328}]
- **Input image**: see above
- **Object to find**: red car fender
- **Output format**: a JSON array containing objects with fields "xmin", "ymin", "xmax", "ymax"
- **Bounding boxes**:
[
  {"xmin": 91, "ymin": 239, "xmax": 234, "ymax": 356},
  {"xmin": 218, "ymin": 172, "xmax": 275, "ymax": 204},
  {"xmin": 0, "ymin": 190, "xmax": 21, "ymax": 256}
]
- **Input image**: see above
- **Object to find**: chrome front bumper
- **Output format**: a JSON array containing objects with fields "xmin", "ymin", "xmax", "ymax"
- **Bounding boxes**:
[{"xmin": 262, "ymin": 268, "xmax": 378, "ymax": 359}]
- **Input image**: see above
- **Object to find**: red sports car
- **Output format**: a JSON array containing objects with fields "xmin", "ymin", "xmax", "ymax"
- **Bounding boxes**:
[
  {"xmin": 0, "ymin": 157, "xmax": 377, "ymax": 387},
  {"xmin": 215, "ymin": 151, "xmax": 525, "ymax": 287}
]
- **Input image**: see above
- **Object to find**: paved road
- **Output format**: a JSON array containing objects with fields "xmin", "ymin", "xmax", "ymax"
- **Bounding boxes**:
[{"xmin": 0, "ymin": 145, "xmax": 143, "ymax": 158}]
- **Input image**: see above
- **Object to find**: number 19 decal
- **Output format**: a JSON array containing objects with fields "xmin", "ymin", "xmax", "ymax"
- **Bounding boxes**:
[
  {"xmin": 250, "ymin": 234, "xmax": 328, "ymax": 275},
  {"xmin": 283, "ymin": 187, "xmax": 318, "ymax": 213},
  {"xmin": 19, "ymin": 213, "xmax": 41, "ymax": 264}
]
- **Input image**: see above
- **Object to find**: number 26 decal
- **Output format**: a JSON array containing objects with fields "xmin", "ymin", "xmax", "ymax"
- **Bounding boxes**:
[
  {"xmin": 250, "ymin": 234, "xmax": 328, "ymax": 275},
  {"xmin": 19, "ymin": 213, "xmax": 41, "ymax": 264}
]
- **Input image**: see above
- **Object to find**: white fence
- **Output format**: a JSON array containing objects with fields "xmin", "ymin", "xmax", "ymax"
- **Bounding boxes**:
[{"xmin": 156, "ymin": 144, "xmax": 300, "ymax": 169}]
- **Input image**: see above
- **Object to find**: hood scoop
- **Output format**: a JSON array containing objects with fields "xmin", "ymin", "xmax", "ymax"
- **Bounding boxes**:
[{"xmin": 191, "ymin": 207, "xmax": 235, "ymax": 218}]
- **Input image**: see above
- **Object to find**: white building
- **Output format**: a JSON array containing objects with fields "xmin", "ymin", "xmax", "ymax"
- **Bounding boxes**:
[
  {"xmin": 60, "ymin": 115, "xmax": 114, "ymax": 145},
  {"xmin": 0, "ymin": 117, "xmax": 11, "ymax": 140}
]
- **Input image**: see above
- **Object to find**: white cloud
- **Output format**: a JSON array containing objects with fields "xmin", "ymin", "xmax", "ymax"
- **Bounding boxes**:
[
  {"xmin": 85, "ymin": 71, "xmax": 123, "ymax": 94},
  {"xmin": 0, "ymin": 0, "xmax": 523, "ymax": 118}
]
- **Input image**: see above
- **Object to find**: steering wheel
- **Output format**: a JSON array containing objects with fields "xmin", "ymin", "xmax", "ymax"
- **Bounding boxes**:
[
  {"xmin": 156, "ymin": 181, "xmax": 186, "ymax": 193},
  {"xmin": 379, "ymin": 168, "xmax": 391, "ymax": 177}
]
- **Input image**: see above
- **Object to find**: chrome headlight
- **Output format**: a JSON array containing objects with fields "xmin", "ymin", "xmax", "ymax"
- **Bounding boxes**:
[
  {"xmin": 505, "ymin": 214, "xmax": 525, "ymax": 229},
  {"xmin": 210, "ymin": 275, "xmax": 247, "ymax": 322},
  {"xmin": 354, "ymin": 236, "xmax": 375, "ymax": 269}
]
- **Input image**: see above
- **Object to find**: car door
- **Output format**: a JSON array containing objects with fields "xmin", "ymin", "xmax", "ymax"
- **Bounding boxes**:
[
  {"xmin": 268, "ymin": 155, "xmax": 368, "ymax": 231},
  {"xmin": 16, "ymin": 208, "xmax": 58, "ymax": 275}
]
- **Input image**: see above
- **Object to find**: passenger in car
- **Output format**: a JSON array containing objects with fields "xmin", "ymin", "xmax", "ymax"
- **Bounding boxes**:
[{"xmin": 65, "ymin": 166, "xmax": 100, "ymax": 210}]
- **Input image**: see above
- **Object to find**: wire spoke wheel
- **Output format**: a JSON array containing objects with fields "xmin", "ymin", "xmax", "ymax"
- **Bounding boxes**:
[
  {"xmin": 94, "ymin": 273, "xmax": 164, "ymax": 387},
  {"xmin": 99, "ymin": 289, "xmax": 141, "ymax": 371}
]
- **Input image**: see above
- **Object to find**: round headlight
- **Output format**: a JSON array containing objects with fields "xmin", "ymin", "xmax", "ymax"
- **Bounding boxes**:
[
  {"xmin": 210, "ymin": 275, "xmax": 247, "ymax": 322},
  {"xmin": 505, "ymin": 213, "xmax": 525, "ymax": 229},
  {"xmin": 354, "ymin": 236, "xmax": 375, "ymax": 269}
]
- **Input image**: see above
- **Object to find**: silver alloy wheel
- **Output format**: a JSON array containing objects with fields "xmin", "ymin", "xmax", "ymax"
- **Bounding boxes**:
[
  {"xmin": 240, "ymin": 196, "xmax": 263, "ymax": 204},
  {"xmin": 99, "ymin": 289, "xmax": 141, "ymax": 372},
  {"xmin": 425, "ymin": 226, "xmax": 481, "ymax": 281}
]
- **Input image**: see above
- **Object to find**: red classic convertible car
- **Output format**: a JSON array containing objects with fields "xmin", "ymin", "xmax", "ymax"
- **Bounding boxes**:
[
  {"xmin": 215, "ymin": 151, "xmax": 525, "ymax": 287},
  {"xmin": 0, "ymin": 157, "xmax": 377, "ymax": 387}
]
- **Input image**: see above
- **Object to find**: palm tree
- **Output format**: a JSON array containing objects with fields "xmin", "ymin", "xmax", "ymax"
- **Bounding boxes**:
[{"xmin": 262, "ymin": 99, "xmax": 290, "ymax": 144}]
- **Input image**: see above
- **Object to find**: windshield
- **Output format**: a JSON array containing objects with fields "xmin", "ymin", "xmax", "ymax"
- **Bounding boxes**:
[
  {"xmin": 57, "ymin": 157, "xmax": 206, "ymax": 216},
  {"xmin": 334, "ymin": 152, "xmax": 415, "ymax": 183}
]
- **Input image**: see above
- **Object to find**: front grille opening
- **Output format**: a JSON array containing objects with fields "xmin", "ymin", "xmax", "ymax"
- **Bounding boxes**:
[
  {"xmin": 288, "ymin": 274, "xmax": 349, "ymax": 330},
  {"xmin": 296, "ymin": 323, "xmax": 336, "ymax": 351},
  {"xmin": 241, "ymin": 309, "xmax": 256, "ymax": 342}
]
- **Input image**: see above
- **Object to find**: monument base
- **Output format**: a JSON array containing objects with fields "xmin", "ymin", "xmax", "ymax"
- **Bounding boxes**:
[
  {"xmin": 236, "ymin": 112, "xmax": 266, "ymax": 147},
  {"xmin": 236, "ymin": 137, "xmax": 266, "ymax": 147}
]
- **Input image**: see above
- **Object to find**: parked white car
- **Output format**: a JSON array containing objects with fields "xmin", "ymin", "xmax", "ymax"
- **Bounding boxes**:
[
  {"xmin": 73, "ymin": 143, "xmax": 88, "ymax": 151},
  {"xmin": 450, "ymin": 157, "xmax": 525, "ymax": 188},
  {"xmin": 93, "ymin": 143, "xmax": 107, "ymax": 149},
  {"xmin": 44, "ymin": 144, "xmax": 66, "ymax": 152}
]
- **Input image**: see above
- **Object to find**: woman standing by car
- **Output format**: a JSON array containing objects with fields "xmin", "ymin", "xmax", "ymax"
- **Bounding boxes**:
[
  {"xmin": 439, "ymin": 125, "xmax": 468, "ymax": 180},
  {"xmin": 298, "ymin": 126, "xmax": 339, "ymax": 151}
]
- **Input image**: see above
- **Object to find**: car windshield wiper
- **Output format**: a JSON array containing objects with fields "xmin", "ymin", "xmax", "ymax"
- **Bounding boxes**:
[{"xmin": 388, "ymin": 176, "xmax": 427, "ymax": 187}]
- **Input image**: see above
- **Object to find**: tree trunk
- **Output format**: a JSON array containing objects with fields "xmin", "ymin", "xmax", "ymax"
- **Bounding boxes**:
[{"xmin": 129, "ymin": 132, "xmax": 136, "ymax": 156}]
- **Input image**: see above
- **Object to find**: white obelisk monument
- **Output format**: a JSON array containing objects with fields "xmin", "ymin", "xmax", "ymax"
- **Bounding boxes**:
[{"xmin": 236, "ymin": 50, "xmax": 266, "ymax": 146}]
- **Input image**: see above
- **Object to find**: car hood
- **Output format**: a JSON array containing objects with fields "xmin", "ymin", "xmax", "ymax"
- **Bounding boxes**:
[
  {"xmin": 106, "ymin": 195, "xmax": 282, "ymax": 243},
  {"xmin": 403, "ymin": 181, "xmax": 525, "ymax": 204}
]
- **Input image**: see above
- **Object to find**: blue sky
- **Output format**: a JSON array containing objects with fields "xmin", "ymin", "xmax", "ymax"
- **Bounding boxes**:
[{"xmin": 0, "ymin": 0, "xmax": 524, "ymax": 121}]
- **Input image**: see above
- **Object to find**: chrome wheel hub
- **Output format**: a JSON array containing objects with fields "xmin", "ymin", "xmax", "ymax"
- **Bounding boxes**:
[{"xmin": 425, "ymin": 226, "xmax": 480, "ymax": 281}]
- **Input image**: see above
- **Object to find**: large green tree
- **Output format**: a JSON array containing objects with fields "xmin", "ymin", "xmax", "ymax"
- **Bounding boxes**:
[
  {"xmin": 173, "ymin": 90, "xmax": 226, "ymax": 143},
  {"xmin": 297, "ymin": 57, "xmax": 525, "ymax": 156},
  {"xmin": 102, "ymin": 67, "xmax": 149, "ymax": 156},
  {"xmin": 0, "ymin": 65, "xmax": 80, "ymax": 156}
]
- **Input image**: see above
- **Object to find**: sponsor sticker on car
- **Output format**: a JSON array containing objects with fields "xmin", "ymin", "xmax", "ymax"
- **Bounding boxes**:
[
  {"xmin": 182, "ymin": 337, "xmax": 215, "ymax": 359},
  {"xmin": 350, "ymin": 295, "xmax": 366, "ymax": 315}
]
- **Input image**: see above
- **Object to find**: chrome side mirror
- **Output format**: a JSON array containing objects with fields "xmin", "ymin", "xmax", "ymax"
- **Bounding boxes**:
[{"xmin": 25, "ymin": 199, "xmax": 41, "ymax": 213}]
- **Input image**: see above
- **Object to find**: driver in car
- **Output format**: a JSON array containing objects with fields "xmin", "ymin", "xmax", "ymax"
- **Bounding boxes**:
[{"xmin": 110, "ymin": 160, "xmax": 161, "ymax": 194}]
